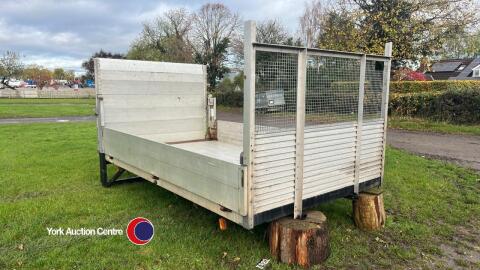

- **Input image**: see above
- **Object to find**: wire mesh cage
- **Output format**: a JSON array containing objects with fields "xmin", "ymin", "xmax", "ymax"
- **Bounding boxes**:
[
  {"xmin": 305, "ymin": 55, "xmax": 361, "ymax": 126},
  {"xmin": 254, "ymin": 51, "xmax": 298, "ymax": 135},
  {"xmin": 363, "ymin": 60, "xmax": 385, "ymax": 120}
]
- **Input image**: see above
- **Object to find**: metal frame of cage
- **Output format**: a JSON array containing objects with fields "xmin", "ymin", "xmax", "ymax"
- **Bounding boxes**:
[{"xmin": 242, "ymin": 20, "xmax": 392, "ymax": 224}]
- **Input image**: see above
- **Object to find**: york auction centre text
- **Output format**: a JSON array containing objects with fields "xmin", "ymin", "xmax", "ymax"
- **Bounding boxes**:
[{"xmin": 47, "ymin": 227, "xmax": 123, "ymax": 236}]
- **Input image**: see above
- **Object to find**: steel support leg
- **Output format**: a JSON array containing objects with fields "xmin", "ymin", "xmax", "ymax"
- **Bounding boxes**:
[
  {"xmin": 99, "ymin": 152, "xmax": 143, "ymax": 187},
  {"xmin": 99, "ymin": 152, "xmax": 110, "ymax": 187}
]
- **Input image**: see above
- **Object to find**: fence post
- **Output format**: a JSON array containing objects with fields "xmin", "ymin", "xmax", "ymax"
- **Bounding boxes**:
[
  {"xmin": 380, "ymin": 43, "xmax": 393, "ymax": 184},
  {"xmin": 243, "ymin": 20, "xmax": 256, "ymax": 228},
  {"xmin": 294, "ymin": 48, "xmax": 307, "ymax": 219},
  {"xmin": 354, "ymin": 55, "xmax": 367, "ymax": 194}
]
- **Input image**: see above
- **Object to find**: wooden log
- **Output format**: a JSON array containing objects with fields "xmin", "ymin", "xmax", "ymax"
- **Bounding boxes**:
[
  {"xmin": 268, "ymin": 211, "xmax": 329, "ymax": 268},
  {"xmin": 353, "ymin": 188, "xmax": 386, "ymax": 231},
  {"xmin": 218, "ymin": 217, "xmax": 228, "ymax": 231}
]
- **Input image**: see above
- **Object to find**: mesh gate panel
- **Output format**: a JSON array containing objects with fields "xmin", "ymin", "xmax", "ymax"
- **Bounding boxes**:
[
  {"xmin": 363, "ymin": 60, "xmax": 385, "ymax": 120},
  {"xmin": 254, "ymin": 51, "xmax": 298, "ymax": 134},
  {"xmin": 305, "ymin": 55, "xmax": 361, "ymax": 126}
]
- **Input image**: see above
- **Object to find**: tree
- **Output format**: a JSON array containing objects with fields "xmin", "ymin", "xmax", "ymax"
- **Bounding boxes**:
[
  {"xmin": 65, "ymin": 70, "xmax": 75, "ymax": 81},
  {"xmin": 299, "ymin": 0, "xmax": 326, "ymax": 47},
  {"xmin": 231, "ymin": 20, "xmax": 301, "ymax": 67},
  {"xmin": 316, "ymin": 9, "xmax": 363, "ymax": 52},
  {"xmin": 439, "ymin": 29, "xmax": 480, "ymax": 58},
  {"xmin": 194, "ymin": 37, "xmax": 230, "ymax": 90},
  {"xmin": 22, "ymin": 65, "xmax": 53, "ymax": 89},
  {"xmin": 256, "ymin": 19, "xmax": 289, "ymax": 45},
  {"xmin": 191, "ymin": 3, "xmax": 240, "ymax": 89},
  {"xmin": 0, "ymin": 51, "xmax": 23, "ymax": 89},
  {"xmin": 304, "ymin": 0, "xmax": 477, "ymax": 65},
  {"xmin": 82, "ymin": 50, "xmax": 124, "ymax": 80},
  {"xmin": 216, "ymin": 77, "xmax": 234, "ymax": 92},
  {"xmin": 53, "ymin": 68, "xmax": 66, "ymax": 80},
  {"xmin": 215, "ymin": 71, "xmax": 244, "ymax": 92},
  {"xmin": 127, "ymin": 8, "xmax": 193, "ymax": 63},
  {"xmin": 351, "ymin": 0, "xmax": 477, "ymax": 64}
]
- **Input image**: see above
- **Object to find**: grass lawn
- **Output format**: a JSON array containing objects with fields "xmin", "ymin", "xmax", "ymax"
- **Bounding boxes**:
[
  {"xmin": 0, "ymin": 98, "xmax": 95, "ymax": 119},
  {"xmin": 389, "ymin": 116, "xmax": 480, "ymax": 136},
  {"xmin": 1, "ymin": 122, "xmax": 479, "ymax": 269}
]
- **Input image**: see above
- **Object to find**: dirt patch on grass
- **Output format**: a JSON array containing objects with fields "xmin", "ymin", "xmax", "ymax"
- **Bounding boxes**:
[{"xmin": 428, "ymin": 221, "xmax": 480, "ymax": 269}]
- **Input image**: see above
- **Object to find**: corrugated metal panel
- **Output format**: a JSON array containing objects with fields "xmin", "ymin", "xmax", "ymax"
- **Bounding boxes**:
[
  {"xmin": 302, "ymin": 123, "xmax": 357, "ymax": 199},
  {"xmin": 359, "ymin": 120, "xmax": 384, "ymax": 182},
  {"xmin": 253, "ymin": 131, "xmax": 296, "ymax": 214}
]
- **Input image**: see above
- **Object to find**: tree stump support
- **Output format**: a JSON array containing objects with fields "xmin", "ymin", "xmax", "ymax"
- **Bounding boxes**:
[
  {"xmin": 353, "ymin": 187, "xmax": 386, "ymax": 231},
  {"xmin": 218, "ymin": 217, "xmax": 228, "ymax": 231},
  {"xmin": 268, "ymin": 210, "xmax": 329, "ymax": 268}
]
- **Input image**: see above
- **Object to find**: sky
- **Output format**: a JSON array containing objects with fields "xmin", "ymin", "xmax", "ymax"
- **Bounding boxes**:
[{"xmin": 0, "ymin": 0, "xmax": 306, "ymax": 74}]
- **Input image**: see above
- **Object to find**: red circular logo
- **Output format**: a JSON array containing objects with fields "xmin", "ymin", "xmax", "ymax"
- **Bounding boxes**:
[{"xmin": 126, "ymin": 217, "xmax": 154, "ymax": 245}]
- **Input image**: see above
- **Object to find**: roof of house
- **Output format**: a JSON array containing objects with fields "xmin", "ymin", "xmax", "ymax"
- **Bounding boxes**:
[
  {"xmin": 427, "ymin": 57, "xmax": 480, "ymax": 80},
  {"xmin": 431, "ymin": 61, "xmax": 462, "ymax": 72}
]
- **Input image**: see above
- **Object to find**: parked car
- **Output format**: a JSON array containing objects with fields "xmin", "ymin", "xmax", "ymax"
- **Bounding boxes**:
[
  {"xmin": 84, "ymin": 79, "xmax": 95, "ymax": 88},
  {"xmin": 255, "ymin": 89, "xmax": 286, "ymax": 112},
  {"xmin": 6, "ymin": 79, "xmax": 26, "ymax": 88},
  {"xmin": 67, "ymin": 81, "xmax": 84, "ymax": 88}
]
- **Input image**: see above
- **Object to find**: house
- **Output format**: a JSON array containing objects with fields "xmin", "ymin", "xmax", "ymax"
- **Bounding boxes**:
[{"xmin": 426, "ymin": 57, "xmax": 480, "ymax": 80}]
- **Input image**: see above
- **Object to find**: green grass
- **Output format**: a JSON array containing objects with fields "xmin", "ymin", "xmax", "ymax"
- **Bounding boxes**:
[
  {"xmin": 0, "ymin": 98, "xmax": 95, "ymax": 118},
  {"xmin": 0, "ymin": 123, "xmax": 479, "ymax": 269},
  {"xmin": 388, "ymin": 116, "xmax": 480, "ymax": 136}
]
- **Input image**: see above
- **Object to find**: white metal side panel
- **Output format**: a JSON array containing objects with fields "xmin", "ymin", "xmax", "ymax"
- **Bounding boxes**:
[
  {"xmin": 253, "ymin": 131, "xmax": 296, "ymax": 214},
  {"xmin": 217, "ymin": 120, "xmax": 243, "ymax": 146},
  {"xmin": 302, "ymin": 122, "xmax": 357, "ymax": 199},
  {"xmin": 102, "ymin": 128, "xmax": 245, "ymax": 214},
  {"xmin": 359, "ymin": 119, "xmax": 384, "ymax": 182},
  {"xmin": 95, "ymin": 58, "xmax": 207, "ymax": 142},
  {"xmin": 250, "ymin": 48, "xmax": 299, "ymax": 215}
]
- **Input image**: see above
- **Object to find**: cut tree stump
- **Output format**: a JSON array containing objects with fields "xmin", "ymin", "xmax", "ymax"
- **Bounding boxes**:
[
  {"xmin": 268, "ymin": 210, "xmax": 329, "ymax": 268},
  {"xmin": 218, "ymin": 217, "xmax": 228, "ymax": 231},
  {"xmin": 353, "ymin": 188, "xmax": 386, "ymax": 231}
]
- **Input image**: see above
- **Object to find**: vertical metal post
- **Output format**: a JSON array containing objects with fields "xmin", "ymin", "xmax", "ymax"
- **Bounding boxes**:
[
  {"xmin": 94, "ymin": 58, "xmax": 104, "ymax": 153},
  {"xmin": 293, "ymin": 49, "xmax": 307, "ymax": 219},
  {"xmin": 243, "ymin": 20, "xmax": 256, "ymax": 228},
  {"xmin": 354, "ymin": 55, "xmax": 367, "ymax": 194},
  {"xmin": 99, "ymin": 152, "xmax": 109, "ymax": 187},
  {"xmin": 380, "ymin": 43, "xmax": 393, "ymax": 184},
  {"xmin": 207, "ymin": 94, "xmax": 217, "ymax": 139}
]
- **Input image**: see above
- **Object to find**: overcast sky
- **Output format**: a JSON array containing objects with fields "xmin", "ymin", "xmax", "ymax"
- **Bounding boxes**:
[{"xmin": 0, "ymin": 0, "xmax": 306, "ymax": 73}]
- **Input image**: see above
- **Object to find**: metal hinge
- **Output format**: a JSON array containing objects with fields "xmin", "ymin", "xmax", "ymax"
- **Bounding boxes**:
[{"xmin": 241, "ymin": 169, "xmax": 244, "ymax": 187}]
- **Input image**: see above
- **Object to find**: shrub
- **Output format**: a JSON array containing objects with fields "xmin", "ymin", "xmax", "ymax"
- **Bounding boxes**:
[
  {"xmin": 390, "ymin": 80, "xmax": 480, "ymax": 93},
  {"xmin": 214, "ymin": 90, "xmax": 243, "ymax": 107},
  {"xmin": 389, "ymin": 89, "xmax": 480, "ymax": 124}
]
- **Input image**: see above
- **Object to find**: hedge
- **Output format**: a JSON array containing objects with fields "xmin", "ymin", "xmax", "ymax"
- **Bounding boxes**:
[
  {"xmin": 389, "ymin": 89, "xmax": 480, "ymax": 124},
  {"xmin": 214, "ymin": 90, "xmax": 243, "ymax": 107},
  {"xmin": 390, "ymin": 80, "xmax": 480, "ymax": 93}
]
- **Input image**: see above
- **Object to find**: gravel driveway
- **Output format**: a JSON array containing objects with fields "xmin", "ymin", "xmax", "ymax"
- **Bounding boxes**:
[{"xmin": 387, "ymin": 129, "xmax": 480, "ymax": 171}]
